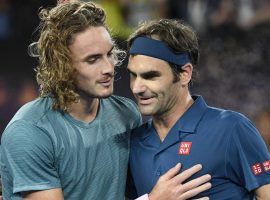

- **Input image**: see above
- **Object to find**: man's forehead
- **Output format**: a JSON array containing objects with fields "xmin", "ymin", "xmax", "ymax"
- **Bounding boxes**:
[
  {"xmin": 129, "ymin": 54, "xmax": 169, "ymax": 65},
  {"xmin": 128, "ymin": 55, "xmax": 170, "ymax": 73},
  {"xmin": 69, "ymin": 26, "xmax": 113, "ymax": 58},
  {"xmin": 70, "ymin": 26, "xmax": 112, "ymax": 46}
]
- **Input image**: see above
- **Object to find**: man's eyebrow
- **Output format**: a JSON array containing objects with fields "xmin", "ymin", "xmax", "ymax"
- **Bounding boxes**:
[
  {"xmin": 127, "ymin": 68, "xmax": 161, "ymax": 78},
  {"xmin": 141, "ymin": 71, "xmax": 161, "ymax": 78},
  {"xmin": 107, "ymin": 46, "xmax": 114, "ymax": 54}
]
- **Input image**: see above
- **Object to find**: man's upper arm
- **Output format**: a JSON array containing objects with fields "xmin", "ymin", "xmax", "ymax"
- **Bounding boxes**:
[
  {"xmin": 226, "ymin": 117, "xmax": 270, "ymax": 191},
  {"xmin": 255, "ymin": 184, "xmax": 270, "ymax": 200},
  {"xmin": 23, "ymin": 188, "xmax": 64, "ymax": 200},
  {"xmin": 1, "ymin": 121, "xmax": 61, "ymax": 195}
]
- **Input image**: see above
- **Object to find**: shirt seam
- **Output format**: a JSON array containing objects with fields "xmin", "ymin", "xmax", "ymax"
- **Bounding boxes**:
[
  {"xmin": 224, "ymin": 120, "xmax": 238, "ymax": 178},
  {"xmin": 14, "ymin": 182, "xmax": 61, "ymax": 193}
]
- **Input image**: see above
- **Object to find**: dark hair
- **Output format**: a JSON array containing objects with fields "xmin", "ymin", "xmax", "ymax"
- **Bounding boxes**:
[{"xmin": 128, "ymin": 19, "xmax": 199, "ymax": 82}]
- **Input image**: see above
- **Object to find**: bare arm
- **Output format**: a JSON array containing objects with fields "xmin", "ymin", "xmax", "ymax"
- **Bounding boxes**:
[
  {"xmin": 148, "ymin": 163, "xmax": 211, "ymax": 200},
  {"xmin": 255, "ymin": 184, "xmax": 270, "ymax": 200},
  {"xmin": 22, "ymin": 188, "xmax": 64, "ymax": 200}
]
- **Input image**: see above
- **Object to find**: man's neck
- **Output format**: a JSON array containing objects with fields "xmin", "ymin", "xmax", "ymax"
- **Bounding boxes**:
[
  {"xmin": 68, "ymin": 96, "xmax": 100, "ymax": 124},
  {"xmin": 153, "ymin": 94, "xmax": 194, "ymax": 142}
]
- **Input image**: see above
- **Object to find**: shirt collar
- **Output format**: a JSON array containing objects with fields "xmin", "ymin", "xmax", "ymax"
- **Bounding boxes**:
[
  {"xmin": 175, "ymin": 95, "xmax": 208, "ymax": 133},
  {"xmin": 141, "ymin": 95, "xmax": 208, "ymax": 140}
]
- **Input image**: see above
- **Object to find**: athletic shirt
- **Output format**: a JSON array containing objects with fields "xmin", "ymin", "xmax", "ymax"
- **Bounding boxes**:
[
  {"xmin": 1, "ymin": 95, "xmax": 142, "ymax": 200},
  {"xmin": 129, "ymin": 96, "xmax": 270, "ymax": 199}
]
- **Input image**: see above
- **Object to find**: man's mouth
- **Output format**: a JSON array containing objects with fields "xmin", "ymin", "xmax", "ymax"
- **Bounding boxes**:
[
  {"xmin": 98, "ymin": 78, "xmax": 113, "ymax": 87},
  {"xmin": 137, "ymin": 96, "xmax": 154, "ymax": 105}
]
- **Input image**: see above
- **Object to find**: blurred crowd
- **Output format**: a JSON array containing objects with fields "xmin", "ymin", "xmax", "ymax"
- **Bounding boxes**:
[{"xmin": 0, "ymin": 0, "xmax": 270, "ymax": 148}]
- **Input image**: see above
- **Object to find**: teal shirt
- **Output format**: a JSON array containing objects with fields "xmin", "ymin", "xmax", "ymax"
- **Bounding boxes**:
[{"xmin": 1, "ymin": 95, "xmax": 142, "ymax": 200}]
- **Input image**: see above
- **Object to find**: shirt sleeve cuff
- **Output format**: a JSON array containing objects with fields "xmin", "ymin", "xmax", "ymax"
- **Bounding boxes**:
[{"xmin": 135, "ymin": 194, "xmax": 149, "ymax": 200}]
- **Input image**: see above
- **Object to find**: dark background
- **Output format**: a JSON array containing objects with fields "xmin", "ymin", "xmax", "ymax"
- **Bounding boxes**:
[{"xmin": 1, "ymin": 0, "xmax": 270, "ymax": 142}]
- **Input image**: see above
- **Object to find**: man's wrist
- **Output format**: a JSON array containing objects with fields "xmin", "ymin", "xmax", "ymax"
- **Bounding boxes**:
[{"xmin": 135, "ymin": 194, "xmax": 149, "ymax": 200}]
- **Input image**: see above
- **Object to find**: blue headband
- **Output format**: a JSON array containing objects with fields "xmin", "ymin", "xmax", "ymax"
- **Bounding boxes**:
[{"xmin": 129, "ymin": 37, "xmax": 191, "ymax": 66}]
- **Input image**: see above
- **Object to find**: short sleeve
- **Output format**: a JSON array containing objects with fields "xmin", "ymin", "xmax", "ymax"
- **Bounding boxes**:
[
  {"xmin": 226, "ymin": 117, "xmax": 270, "ymax": 191},
  {"xmin": 1, "ymin": 120, "xmax": 61, "ymax": 194}
]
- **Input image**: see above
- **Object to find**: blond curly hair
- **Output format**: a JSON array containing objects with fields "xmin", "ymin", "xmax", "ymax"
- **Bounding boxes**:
[{"xmin": 29, "ymin": 1, "xmax": 116, "ymax": 111}]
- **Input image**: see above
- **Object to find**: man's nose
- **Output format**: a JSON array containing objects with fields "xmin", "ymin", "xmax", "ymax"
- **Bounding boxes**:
[
  {"xmin": 131, "ymin": 78, "xmax": 146, "ymax": 94},
  {"xmin": 102, "ymin": 56, "xmax": 114, "ymax": 75}
]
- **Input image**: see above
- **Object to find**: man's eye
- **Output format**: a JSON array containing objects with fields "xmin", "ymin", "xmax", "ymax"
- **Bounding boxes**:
[
  {"xmin": 87, "ymin": 58, "xmax": 98, "ymax": 64},
  {"xmin": 142, "ymin": 75, "xmax": 155, "ymax": 80},
  {"xmin": 142, "ymin": 72, "xmax": 161, "ymax": 80}
]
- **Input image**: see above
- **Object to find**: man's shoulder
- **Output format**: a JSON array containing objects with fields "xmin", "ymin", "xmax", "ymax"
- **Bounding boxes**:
[
  {"xmin": 130, "ymin": 122, "xmax": 150, "ymax": 140},
  {"xmin": 104, "ymin": 95, "xmax": 139, "ymax": 114},
  {"xmin": 100, "ymin": 95, "xmax": 142, "ymax": 129},
  {"xmin": 106, "ymin": 95, "xmax": 137, "ymax": 107},
  {"xmin": 4, "ymin": 97, "xmax": 54, "ymax": 131},
  {"xmin": 205, "ymin": 106, "xmax": 249, "ymax": 125}
]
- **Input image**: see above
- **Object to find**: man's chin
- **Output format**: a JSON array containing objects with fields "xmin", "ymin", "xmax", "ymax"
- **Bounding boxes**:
[
  {"xmin": 98, "ymin": 94, "xmax": 112, "ymax": 99},
  {"xmin": 96, "ymin": 90, "xmax": 114, "ymax": 99},
  {"xmin": 139, "ymin": 107, "xmax": 155, "ymax": 116}
]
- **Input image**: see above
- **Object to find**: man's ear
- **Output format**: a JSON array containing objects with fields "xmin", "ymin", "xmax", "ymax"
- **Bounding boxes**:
[{"xmin": 180, "ymin": 63, "xmax": 193, "ymax": 86}]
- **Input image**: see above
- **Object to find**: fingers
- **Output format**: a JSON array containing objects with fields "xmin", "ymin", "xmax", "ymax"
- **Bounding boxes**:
[
  {"xmin": 173, "ymin": 164, "xmax": 202, "ymax": 183},
  {"xmin": 181, "ymin": 174, "xmax": 211, "ymax": 192},
  {"xmin": 181, "ymin": 182, "xmax": 212, "ymax": 200},
  {"xmin": 161, "ymin": 163, "xmax": 182, "ymax": 180}
]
